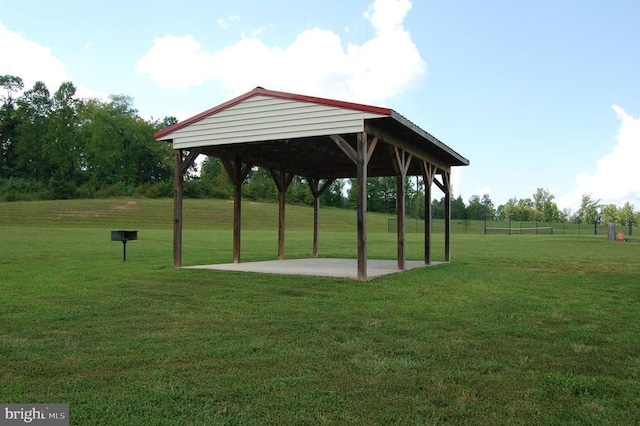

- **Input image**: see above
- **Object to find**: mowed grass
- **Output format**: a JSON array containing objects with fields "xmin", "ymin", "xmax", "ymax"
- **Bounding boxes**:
[{"xmin": 1, "ymin": 198, "xmax": 639, "ymax": 425}]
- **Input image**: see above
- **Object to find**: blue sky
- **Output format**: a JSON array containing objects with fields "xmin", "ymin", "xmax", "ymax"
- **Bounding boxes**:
[{"xmin": 1, "ymin": 0, "xmax": 639, "ymax": 211}]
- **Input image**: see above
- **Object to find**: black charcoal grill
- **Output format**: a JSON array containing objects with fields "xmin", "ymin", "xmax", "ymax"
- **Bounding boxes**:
[{"xmin": 111, "ymin": 230, "xmax": 137, "ymax": 261}]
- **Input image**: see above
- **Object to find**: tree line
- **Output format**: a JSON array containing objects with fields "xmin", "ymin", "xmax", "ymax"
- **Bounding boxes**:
[
  {"xmin": 0, "ymin": 75, "xmax": 175, "ymax": 200},
  {"xmin": 1, "ymin": 74, "xmax": 637, "ymax": 227}
]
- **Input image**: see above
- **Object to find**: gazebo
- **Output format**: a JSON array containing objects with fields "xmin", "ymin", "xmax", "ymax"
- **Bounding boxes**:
[{"xmin": 154, "ymin": 87, "xmax": 469, "ymax": 281}]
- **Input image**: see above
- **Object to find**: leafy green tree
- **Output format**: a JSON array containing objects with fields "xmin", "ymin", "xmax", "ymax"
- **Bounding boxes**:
[
  {"xmin": 601, "ymin": 203, "xmax": 618, "ymax": 225},
  {"xmin": 319, "ymin": 179, "xmax": 346, "ymax": 208},
  {"xmin": 80, "ymin": 95, "xmax": 172, "ymax": 189},
  {"xmin": 14, "ymin": 81, "xmax": 52, "ymax": 181},
  {"xmin": 616, "ymin": 202, "xmax": 635, "ymax": 226},
  {"xmin": 466, "ymin": 194, "xmax": 495, "ymax": 220},
  {"xmin": 0, "ymin": 75, "xmax": 24, "ymax": 176},
  {"xmin": 409, "ymin": 176, "xmax": 425, "ymax": 219},
  {"xmin": 466, "ymin": 195, "xmax": 484, "ymax": 220},
  {"xmin": 503, "ymin": 197, "xmax": 534, "ymax": 221},
  {"xmin": 46, "ymin": 82, "xmax": 82, "ymax": 197},
  {"xmin": 532, "ymin": 188, "xmax": 560, "ymax": 222},
  {"xmin": 431, "ymin": 197, "xmax": 444, "ymax": 219},
  {"xmin": 481, "ymin": 194, "xmax": 495, "ymax": 219},
  {"xmin": 451, "ymin": 195, "xmax": 466, "ymax": 220},
  {"xmin": 199, "ymin": 156, "xmax": 233, "ymax": 199},
  {"xmin": 577, "ymin": 194, "xmax": 601, "ymax": 224},
  {"xmin": 243, "ymin": 167, "xmax": 277, "ymax": 201},
  {"xmin": 286, "ymin": 176, "xmax": 313, "ymax": 205},
  {"xmin": 367, "ymin": 177, "xmax": 396, "ymax": 214}
]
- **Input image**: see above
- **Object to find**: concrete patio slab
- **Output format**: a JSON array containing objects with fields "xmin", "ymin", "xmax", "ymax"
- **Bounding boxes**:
[{"xmin": 184, "ymin": 258, "xmax": 444, "ymax": 280}]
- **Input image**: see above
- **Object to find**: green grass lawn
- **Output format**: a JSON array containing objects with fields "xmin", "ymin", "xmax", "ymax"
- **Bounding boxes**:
[{"xmin": 1, "ymin": 198, "xmax": 639, "ymax": 424}]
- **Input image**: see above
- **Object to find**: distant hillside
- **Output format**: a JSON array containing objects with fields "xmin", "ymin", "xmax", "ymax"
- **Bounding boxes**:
[{"xmin": 0, "ymin": 198, "xmax": 398, "ymax": 232}]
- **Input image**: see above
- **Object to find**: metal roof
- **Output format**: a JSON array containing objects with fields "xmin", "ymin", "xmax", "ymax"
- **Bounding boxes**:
[{"xmin": 155, "ymin": 87, "xmax": 469, "ymax": 178}]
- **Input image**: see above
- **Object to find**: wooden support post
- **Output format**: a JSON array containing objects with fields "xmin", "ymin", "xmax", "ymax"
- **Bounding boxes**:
[
  {"xmin": 222, "ymin": 155, "xmax": 252, "ymax": 263},
  {"xmin": 270, "ymin": 169, "xmax": 294, "ymax": 260},
  {"xmin": 172, "ymin": 147, "xmax": 202, "ymax": 267},
  {"xmin": 393, "ymin": 146, "xmax": 412, "ymax": 270},
  {"xmin": 397, "ymin": 175, "xmax": 405, "ymax": 270},
  {"xmin": 443, "ymin": 172, "xmax": 452, "ymax": 262},
  {"xmin": 232, "ymin": 167, "xmax": 242, "ymax": 264},
  {"xmin": 307, "ymin": 178, "xmax": 335, "ymax": 258},
  {"xmin": 313, "ymin": 191, "xmax": 320, "ymax": 258},
  {"xmin": 356, "ymin": 133, "xmax": 368, "ymax": 281},
  {"xmin": 173, "ymin": 150, "xmax": 184, "ymax": 267},
  {"xmin": 278, "ymin": 187, "xmax": 286, "ymax": 260},
  {"xmin": 332, "ymin": 133, "xmax": 375, "ymax": 281},
  {"xmin": 422, "ymin": 161, "xmax": 436, "ymax": 265}
]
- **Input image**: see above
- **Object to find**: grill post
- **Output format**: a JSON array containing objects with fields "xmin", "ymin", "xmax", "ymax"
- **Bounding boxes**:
[{"xmin": 111, "ymin": 230, "xmax": 138, "ymax": 262}]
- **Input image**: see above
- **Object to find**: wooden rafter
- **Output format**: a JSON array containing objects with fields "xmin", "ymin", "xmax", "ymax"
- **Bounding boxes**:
[
  {"xmin": 307, "ymin": 177, "xmax": 336, "ymax": 198},
  {"xmin": 394, "ymin": 146, "xmax": 413, "ymax": 177},
  {"xmin": 177, "ymin": 148, "xmax": 202, "ymax": 175},
  {"xmin": 365, "ymin": 123, "xmax": 451, "ymax": 173},
  {"xmin": 330, "ymin": 134, "xmax": 357, "ymax": 164}
]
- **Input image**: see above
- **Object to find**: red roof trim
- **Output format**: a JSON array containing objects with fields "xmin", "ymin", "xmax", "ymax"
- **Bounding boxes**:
[{"xmin": 154, "ymin": 87, "xmax": 392, "ymax": 140}]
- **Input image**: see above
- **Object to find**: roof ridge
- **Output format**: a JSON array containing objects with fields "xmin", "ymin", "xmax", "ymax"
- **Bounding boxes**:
[{"xmin": 154, "ymin": 87, "xmax": 392, "ymax": 140}]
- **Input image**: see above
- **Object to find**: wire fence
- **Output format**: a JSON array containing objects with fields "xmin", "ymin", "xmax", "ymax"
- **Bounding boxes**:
[{"xmin": 387, "ymin": 217, "xmax": 634, "ymax": 236}]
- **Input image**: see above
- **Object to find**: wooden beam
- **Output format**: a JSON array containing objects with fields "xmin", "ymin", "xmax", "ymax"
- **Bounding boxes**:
[
  {"xmin": 173, "ymin": 150, "xmax": 184, "ymax": 267},
  {"xmin": 421, "ymin": 161, "xmax": 437, "ymax": 265},
  {"xmin": 174, "ymin": 147, "xmax": 201, "ymax": 267},
  {"xmin": 394, "ymin": 146, "xmax": 413, "ymax": 176},
  {"xmin": 178, "ymin": 147, "xmax": 202, "ymax": 175},
  {"xmin": 330, "ymin": 134, "xmax": 357, "ymax": 164},
  {"xmin": 367, "ymin": 136, "xmax": 378, "ymax": 162},
  {"xmin": 433, "ymin": 174, "xmax": 447, "ymax": 193},
  {"xmin": 397, "ymin": 174, "xmax": 406, "ymax": 270},
  {"xmin": 393, "ymin": 147, "xmax": 412, "ymax": 270},
  {"xmin": 308, "ymin": 178, "xmax": 321, "ymax": 259},
  {"xmin": 356, "ymin": 132, "xmax": 368, "ymax": 281},
  {"xmin": 443, "ymin": 171, "xmax": 451, "ymax": 262},
  {"xmin": 307, "ymin": 178, "xmax": 336, "ymax": 258},
  {"xmin": 211, "ymin": 147, "xmax": 308, "ymax": 178},
  {"xmin": 365, "ymin": 123, "xmax": 451, "ymax": 173},
  {"xmin": 221, "ymin": 154, "xmax": 252, "ymax": 263},
  {"xmin": 270, "ymin": 169, "xmax": 294, "ymax": 260}
]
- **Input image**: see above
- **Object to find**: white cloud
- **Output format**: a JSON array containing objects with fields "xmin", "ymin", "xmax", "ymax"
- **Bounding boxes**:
[
  {"xmin": 136, "ymin": 0, "xmax": 425, "ymax": 105},
  {"xmin": 0, "ymin": 22, "xmax": 67, "ymax": 92},
  {"xmin": 75, "ymin": 84, "xmax": 109, "ymax": 102},
  {"xmin": 0, "ymin": 23, "xmax": 107, "ymax": 102},
  {"xmin": 135, "ymin": 34, "xmax": 216, "ymax": 90},
  {"xmin": 475, "ymin": 186, "xmax": 491, "ymax": 197},
  {"xmin": 364, "ymin": 0, "xmax": 412, "ymax": 32},
  {"xmin": 558, "ymin": 105, "xmax": 640, "ymax": 209}
]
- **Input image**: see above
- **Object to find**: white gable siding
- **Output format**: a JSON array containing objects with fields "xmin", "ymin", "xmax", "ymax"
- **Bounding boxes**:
[{"xmin": 171, "ymin": 95, "xmax": 386, "ymax": 149}]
